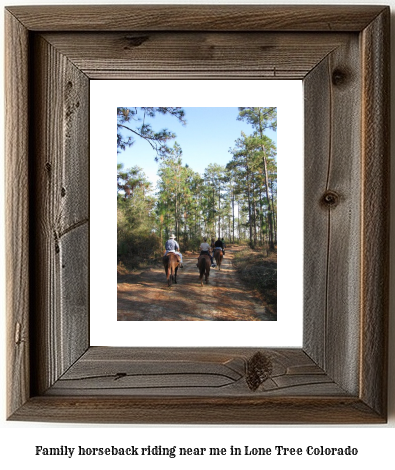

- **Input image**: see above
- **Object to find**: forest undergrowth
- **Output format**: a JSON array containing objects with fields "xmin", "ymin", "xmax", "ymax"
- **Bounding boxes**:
[
  {"xmin": 117, "ymin": 235, "xmax": 205, "ymax": 274},
  {"xmin": 232, "ymin": 246, "xmax": 277, "ymax": 313}
]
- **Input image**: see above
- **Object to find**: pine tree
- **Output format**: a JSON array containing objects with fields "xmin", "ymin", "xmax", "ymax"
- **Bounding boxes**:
[
  {"xmin": 203, "ymin": 164, "xmax": 227, "ymax": 238},
  {"xmin": 237, "ymin": 107, "xmax": 277, "ymax": 250},
  {"xmin": 117, "ymin": 107, "xmax": 186, "ymax": 160}
]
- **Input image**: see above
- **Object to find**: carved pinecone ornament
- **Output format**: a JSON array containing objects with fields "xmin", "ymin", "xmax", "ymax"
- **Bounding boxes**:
[{"xmin": 246, "ymin": 351, "xmax": 273, "ymax": 391}]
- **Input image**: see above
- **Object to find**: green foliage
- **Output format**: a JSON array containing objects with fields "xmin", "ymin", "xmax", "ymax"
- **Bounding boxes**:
[
  {"xmin": 237, "ymin": 107, "xmax": 277, "ymax": 132},
  {"xmin": 117, "ymin": 107, "xmax": 277, "ymax": 268},
  {"xmin": 233, "ymin": 108, "xmax": 278, "ymax": 249},
  {"xmin": 228, "ymin": 126, "xmax": 277, "ymax": 248},
  {"xmin": 117, "ymin": 107, "xmax": 186, "ymax": 160},
  {"xmin": 233, "ymin": 248, "xmax": 277, "ymax": 309},
  {"xmin": 117, "ymin": 165, "xmax": 162, "ymax": 269},
  {"xmin": 118, "ymin": 230, "xmax": 163, "ymax": 270}
]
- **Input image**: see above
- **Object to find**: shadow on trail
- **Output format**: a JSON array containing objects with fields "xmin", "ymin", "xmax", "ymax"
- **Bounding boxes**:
[{"xmin": 117, "ymin": 248, "xmax": 276, "ymax": 321}]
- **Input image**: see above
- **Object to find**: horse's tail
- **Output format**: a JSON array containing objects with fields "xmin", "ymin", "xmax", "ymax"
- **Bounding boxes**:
[
  {"xmin": 198, "ymin": 258, "xmax": 204, "ymax": 286},
  {"xmin": 165, "ymin": 257, "xmax": 173, "ymax": 286}
]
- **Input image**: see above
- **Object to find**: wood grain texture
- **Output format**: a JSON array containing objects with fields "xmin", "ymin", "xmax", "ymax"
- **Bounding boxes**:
[
  {"xmin": 30, "ymin": 35, "xmax": 90, "ymax": 395},
  {"xmin": 5, "ymin": 5, "xmax": 386, "ymax": 32},
  {"xmin": 5, "ymin": 5, "xmax": 389, "ymax": 424},
  {"xmin": 46, "ymin": 347, "xmax": 345, "ymax": 397},
  {"xmin": 304, "ymin": 35, "xmax": 362, "ymax": 395},
  {"xmin": 303, "ymin": 56, "xmax": 331, "ymax": 370},
  {"xmin": 9, "ymin": 396, "xmax": 384, "ymax": 425},
  {"xmin": 42, "ymin": 32, "xmax": 352, "ymax": 80},
  {"xmin": 5, "ymin": 10, "xmax": 30, "ymax": 418},
  {"xmin": 360, "ymin": 8, "xmax": 390, "ymax": 418}
]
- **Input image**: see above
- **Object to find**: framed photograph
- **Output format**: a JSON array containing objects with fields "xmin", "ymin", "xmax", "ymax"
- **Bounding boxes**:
[
  {"xmin": 5, "ymin": 5, "xmax": 389, "ymax": 423},
  {"xmin": 91, "ymin": 80, "xmax": 303, "ymax": 345},
  {"xmin": 115, "ymin": 103, "xmax": 279, "ymax": 321}
]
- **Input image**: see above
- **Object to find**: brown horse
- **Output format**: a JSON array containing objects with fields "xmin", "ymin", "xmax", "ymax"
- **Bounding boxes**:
[
  {"xmin": 197, "ymin": 254, "xmax": 211, "ymax": 286},
  {"xmin": 163, "ymin": 252, "xmax": 180, "ymax": 287},
  {"xmin": 214, "ymin": 248, "xmax": 223, "ymax": 270}
]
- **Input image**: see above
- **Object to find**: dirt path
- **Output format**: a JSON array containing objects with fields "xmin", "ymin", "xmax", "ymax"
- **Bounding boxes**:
[{"xmin": 117, "ymin": 247, "xmax": 276, "ymax": 321}]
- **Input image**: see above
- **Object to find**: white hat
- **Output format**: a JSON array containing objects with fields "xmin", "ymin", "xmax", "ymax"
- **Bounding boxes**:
[{"xmin": 169, "ymin": 234, "xmax": 176, "ymax": 239}]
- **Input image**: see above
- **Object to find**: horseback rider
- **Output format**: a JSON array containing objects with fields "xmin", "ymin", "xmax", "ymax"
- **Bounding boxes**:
[
  {"xmin": 198, "ymin": 237, "xmax": 216, "ymax": 267},
  {"xmin": 214, "ymin": 237, "xmax": 224, "ymax": 256},
  {"xmin": 221, "ymin": 238, "xmax": 226, "ymax": 255},
  {"xmin": 165, "ymin": 234, "xmax": 183, "ymax": 268}
]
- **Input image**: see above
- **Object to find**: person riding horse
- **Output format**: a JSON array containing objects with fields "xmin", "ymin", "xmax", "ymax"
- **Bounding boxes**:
[
  {"xmin": 214, "ymin": 237, "xmax": 224, "ymax": 256},
  {"xmin": 198, "ymin": 237, "xmax": 215, "ymax": 267},
  {"xmin": 221, "ymin": 238, "xmax": 226, "ymax": 255},
  {"xmin": 213, "ymin": 237, "xmax": 225, "ymax": 270},
  {"xmin": 164, "ymin": 234, "xmax": 183, "ymax": 268}
]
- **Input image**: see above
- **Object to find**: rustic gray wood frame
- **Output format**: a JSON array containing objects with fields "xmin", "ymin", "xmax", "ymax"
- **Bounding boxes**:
[{"xmin": 5, "ymin": 5, "xmax": 389, "ymax": 424}]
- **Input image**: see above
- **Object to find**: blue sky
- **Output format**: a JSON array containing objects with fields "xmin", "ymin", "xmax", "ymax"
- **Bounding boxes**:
[{"xmin": 117, "ymin": 107, "xmax": 277, "ymax": 185}]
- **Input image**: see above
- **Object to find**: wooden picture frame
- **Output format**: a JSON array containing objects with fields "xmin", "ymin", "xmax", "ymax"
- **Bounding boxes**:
[{"xmin": 5, "ymin": 5, "xmax": 389, "ymax": 424}]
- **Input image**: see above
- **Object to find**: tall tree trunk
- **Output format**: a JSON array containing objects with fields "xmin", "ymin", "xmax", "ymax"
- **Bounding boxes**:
[
  {"xmin": 258, "ymin": 121, "xmax": 274, "ymax": 250},
  {"xmin": 259, "ymin": 187, "xmax": 263, "ymax": 245},
  {"xmin": 232, "ymin": 189, "xmax": 235, "ymax": 243},
  {"xmin": 237, "ymin": 199, "xmax": 240, "ymax": 243},
  {"xmin": 175, "ymin": 195, "xmax": 178, "ymax": 239},
  {"xmin": 246, "ymin": 170, "xmax": 252, "ymax": 246},
  {"xmin": 270, "ymin": 178, "xmax": 277, "ymax": 245},
  {"xmin": 212, "ymin": 187, "xmax": 215, "ymax": 237},
  {"xmin": 252, "ymin": 181, "xmax": 257, "ymax": 247},
  {"xmin": 262, "ymin": 155, "xmax": 274, "ymax": 249},
  {"xmin": 218, "ymin": 190, "xmax": 221, "ymax": 238}
]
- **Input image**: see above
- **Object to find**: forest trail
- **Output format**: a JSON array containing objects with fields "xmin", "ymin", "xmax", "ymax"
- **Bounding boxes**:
[{"xmin": 117, "ymin": 246, "xmax": 276, "ymax": 321}]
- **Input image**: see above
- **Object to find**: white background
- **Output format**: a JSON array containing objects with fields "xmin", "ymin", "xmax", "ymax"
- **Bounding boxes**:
[
  {"xmin": 91, "ymin": 79, "xmax": 303, "ymax": 347},
  {"xmin": 1, "ymin": 0, "xmax": 394, "ymax": 469}
]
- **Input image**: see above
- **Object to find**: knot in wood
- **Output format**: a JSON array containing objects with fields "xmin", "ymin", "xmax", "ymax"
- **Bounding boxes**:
[
  {"xmin": 15, "ymin": 322, "xmax": 22, "ymax": 345},
  {"xmin": 332, "ymin": 68, "xmax": 348, "ymax": 87},
  {"xmin": 114, "ymin": 372, "xmax": 127, "ymax": 381},
  {"xmin": 321, "ymin": 190, "xmax": 340, "ymax": 208},
  {"xmin": 123, "ymin": 35, "xmax": 149, "ymax": 48}
]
